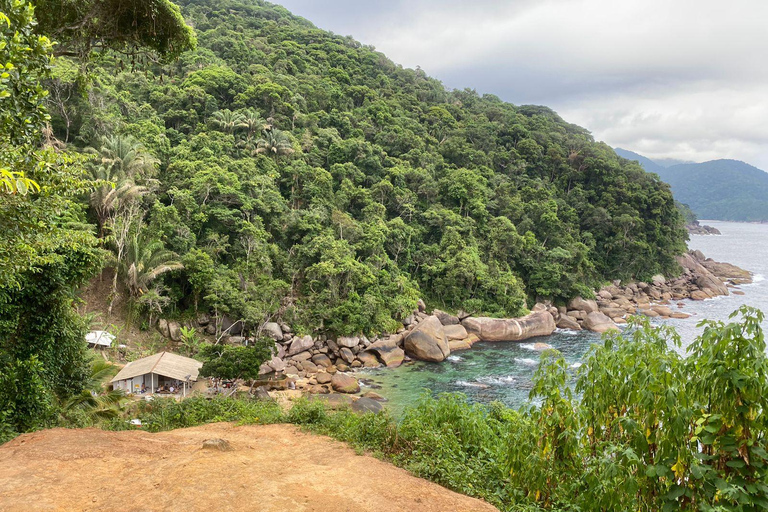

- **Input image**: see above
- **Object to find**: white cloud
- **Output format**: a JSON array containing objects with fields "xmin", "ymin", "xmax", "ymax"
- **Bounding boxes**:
[{"xmin": 274, "ymin": 0, "xmax": 768, "ymax": 169}]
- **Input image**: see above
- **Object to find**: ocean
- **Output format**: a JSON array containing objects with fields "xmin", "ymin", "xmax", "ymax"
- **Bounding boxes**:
[{"xmin": 358, "ymin": 221, "xmax": 768, "ymax": 413}]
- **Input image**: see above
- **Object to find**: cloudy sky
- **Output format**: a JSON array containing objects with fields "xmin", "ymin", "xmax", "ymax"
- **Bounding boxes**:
[{"xmin": 274, "ymin": 0, "xmax": 768, "ymax": 170}]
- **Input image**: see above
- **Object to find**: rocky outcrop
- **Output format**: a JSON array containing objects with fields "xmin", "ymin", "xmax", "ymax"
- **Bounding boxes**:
[
  {"xmin": 404, "ymin": 315, "xmax": 450, "ymax": 362},
  {"xmin": 262, "ymin": 322, "xmax": 283, "ymax": 341},
  {"xmin": 331, "ymin": 373, "xmax": 360, "ymax": 394},
  {"xmin": 582, "ymin": 312, "xmax": 618, "ymax": 333},
  {"xmin": 461, "ymin": 311, "xmax": 556, "ymax": 342},
  {"xmin": 686, "ymin": 222, "xmax": 721, "ymax": 235},
  {"xmin": 366, "ymin": 340, "xmax": 405, "ymax": 368}
]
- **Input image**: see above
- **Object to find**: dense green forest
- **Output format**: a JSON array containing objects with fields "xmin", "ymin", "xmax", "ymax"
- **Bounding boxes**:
[
  {"xmin": 615, "ymin": 148, "xmax": 768, "ymax": 222},
  {"xmin": 41, "ymin": 0, "xmax": 686, "ymax": 337},
  {"xmin": 1, "ymin": 0, "xmax": 686, "ymax": 437}
]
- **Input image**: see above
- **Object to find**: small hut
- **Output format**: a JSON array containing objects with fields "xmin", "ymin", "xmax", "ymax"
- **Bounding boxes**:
[
  {"xmin": 85, "ymin": 330, "xmax": 116, "ymax": 348},
  {"xmin": 110, "ymin": 351, "xmax": 203, "ymax": 395}
]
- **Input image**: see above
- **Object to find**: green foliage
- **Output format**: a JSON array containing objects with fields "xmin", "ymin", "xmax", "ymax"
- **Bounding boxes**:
[
  {"xmin": 198, "ymin": 339, "xmax": 274, "ymax": 382},
  {"xmin": 30, "ymin": 0, "xmax": 688, "ymax": 338}
]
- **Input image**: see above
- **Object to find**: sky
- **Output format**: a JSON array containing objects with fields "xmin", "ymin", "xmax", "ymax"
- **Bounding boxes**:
[{"xmin": 273, "ymin": 0, "xmax": 768, "ymax": 170}]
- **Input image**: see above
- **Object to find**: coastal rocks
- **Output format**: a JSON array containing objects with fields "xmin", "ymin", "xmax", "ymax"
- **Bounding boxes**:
[
  {"xmin": 686, "ymin": 222, "xmax": 721, "ymax": 235},
  {"xmin": 462, "ymin": 311, "xmax": 556, "ymax": 342},
  {"xmin": 357, "ymin": 351, "xmax": 381, "ymax": 367},
  {"xmin": 448, "ymin": 333, "xmax": 480, "ymax": 352},
  {"xmin": 556, "ymin": 315, "xmax": 581, "ymax": 330},
  {"xmin": 568, "ymin": 297, "xmax": 599, "ymax": 314},
  {"xmin": 582, "ymin": 312, "xmax": 619, "ymax": 333},
  {"xmin": 366, "ymin": 341, "xmax": 405, "ymax": 368},
  {"xmin": 331, "ymin": 373, "xmax": 360, "ymax": 394},
  {"xmin": 404, "ymin": 315, "xmax": 450, "ymax": 362},
  {"xmin": 262, "ymin": 322, "xmax": 283, "ymax": 341},
  {"xmin": 337, "ymin": 336, "xmax": 360, "ymax": 348},
  {"xmin": 443, "ymin": 324, "xmax": 468, "ymax": 340},
  {"xmin": 432, "ymin": 309, "xmax": 459, "ymax": 326},
  {"xmin": 288, "ymin": 335, "xmax": 314, "ymax": 356}
]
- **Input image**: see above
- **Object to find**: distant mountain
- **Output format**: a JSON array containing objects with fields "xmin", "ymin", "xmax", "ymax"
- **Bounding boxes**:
[
  {"xmin": 653, "ymin": 157, "xmax": 696, "ymax": 168},
  {"xmin": 614, "ymin": 149, "xmax": 768, "ymax": 221}
]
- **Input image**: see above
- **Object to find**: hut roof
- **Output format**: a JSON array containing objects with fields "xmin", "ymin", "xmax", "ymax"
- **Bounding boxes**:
[
  {"xmin": 85, "ymin": 330, "xmax": 116, "ymax": 347},
  {"xmin": 111, "ymin": 352, "xmax": 202, "ymax": 383}
]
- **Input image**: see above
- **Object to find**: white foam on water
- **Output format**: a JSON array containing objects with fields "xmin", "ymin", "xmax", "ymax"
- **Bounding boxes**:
[
  {"xmin": 569, "ymin": 362, "xmax": 583, "ymax": 369},
  {"xmin": 478, "ymin": 375, "xmax": 517, "ymax": 385},
  {"xmin": 514, "ymin": 357, "xmax": 538, "ymax": 366},
  {"xmin": 519, "ymin": 343, "xmax": 536, "ymax": 351},
  {"xmin": 555, "ymin": 328, "xmax": 579, "ymax": 336},
  {"xmin": 446, "ymin": 355, "xmax": 463, "ymax": 362},
  {"xmin": 455, "ymin": 380, "xmax": 489, "ymax": 389}
]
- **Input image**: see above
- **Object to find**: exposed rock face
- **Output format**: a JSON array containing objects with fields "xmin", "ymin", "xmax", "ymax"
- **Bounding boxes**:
[
  {"xmin": 351, "ymin": 397, "xmax": 383, "ymax": 414},
  {"xmin": 432, "ymin": 309, "xmax": 459, "ymax": 326},
  {"xmin": 404, "ymin": 315, "xmax": 450, "ymax": 362},
  {"xmin": 676, "ymin": 253, "xmax": 729, "ymax": 296},
  {"xmin": 443, "ymin": 324, "xmax": 468, "ymax": 340},
  {"xmin": 266, "ymin": 356, "xmax": 286, "ymax": 372},
  {"xmin": 556, "ymin": 315, "xmax": 581, "ymax": 330},
  {"xmin": 339, "ymin": 347, "xmax": 355, "ymax": 364},
  {"xmin": 315, "ymin": 372, "xmax": 332, "ymax": 384},
  {"xmin": 288, "ymin": 335, "xmax": 314, "ymax": 356},
  {"xmin": 337, "ymin": 336, "xmax": 360, "ymax": 348},
  {"xmin": 582, "ymin": 312, "xmax": 619, "ymax": 333},
  {"xmin": 568, "ymin": 297, "xmax": 599, "ymax": 313},
  {"xmin": 157, "ymin": 319, "xmax": 170, "ymax": 338},
  {"xmin": 461, "ymin": 311, "xmax": 556, "ymax": 342},
  {"xmin": 686, "ymin": 222, "xmax": 721, "ymax": 235},
  {"xmin": 357, "ymin": 351, "xmax": 380, "ymax": 367},
  {"xmin": 262, "ymin": 322, "xmax": 283, "ymax": 341},
  {"xmin": 311, "ymin": 354, "xmax": 332, "ymax": 368},
  {"xmin": 366, "ymin": 341, "xmax": 405, "ymax": 367},
  {"xmin": 331, "ymin": 373, "xmax": 360, "ymax": 394}
]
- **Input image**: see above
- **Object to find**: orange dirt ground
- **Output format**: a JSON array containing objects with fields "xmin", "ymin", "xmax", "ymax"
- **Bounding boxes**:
[{"xmin": 0, "ymin": 423, "xmax": 499, "ymax": 512}]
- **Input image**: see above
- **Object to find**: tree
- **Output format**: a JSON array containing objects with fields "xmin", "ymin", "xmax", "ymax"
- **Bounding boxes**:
[
  {"xmin": 198, "ymin": 341, "xmax": 274, "ymax": 394},
  {"xmin": 254, "ymin": 128, "xmax": 294, "ymax": 159},
  {"xmin": 30, "ymin": 0, "xmax": 195, "ymax": 61},
  {"xmin": 120, "ymin": 234, "xmax": 183, "ymax": 298},
  {"xmin": 211, "ymin": 109, "xmax": 244, "ymax": 134}
]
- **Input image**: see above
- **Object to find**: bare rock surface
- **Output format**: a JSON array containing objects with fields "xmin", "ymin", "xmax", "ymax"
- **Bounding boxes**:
[{"xmin": 462, "ymin": 311, "xmax": 555, "ymax": 342}]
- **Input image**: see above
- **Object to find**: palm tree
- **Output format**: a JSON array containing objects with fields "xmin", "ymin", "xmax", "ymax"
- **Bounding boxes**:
[
  {"xmin": 253, "ymin": 128, "xmax": 295, "ymax": 159},
  {"xmin": 86, "ymin": 135, "xmax": 156, "ymax": 236},
  {"xmin": 120, "ymin": 234, "xmax": 184, "ymax": 297},
  {"xmin": 211, "ymin": 109, "xmax": 245, "ymax": 134},
  {"xmin": 59, "ymin": 357, "xmax": 125, "ymax": 427},
  {"xmin": 237, "ymin": 108, "xmax": 267, "ymax": 139}
]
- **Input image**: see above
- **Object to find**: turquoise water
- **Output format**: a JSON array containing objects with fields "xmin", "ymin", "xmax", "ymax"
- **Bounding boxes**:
[{"xmin": 359, "ymin": 221, "xmax": 768, "ymax": 413}]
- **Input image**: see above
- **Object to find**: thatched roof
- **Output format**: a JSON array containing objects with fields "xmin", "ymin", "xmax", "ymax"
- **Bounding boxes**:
[{"xmin": 111, "ymin": 352, "xmax": 202, "ymax": 383}]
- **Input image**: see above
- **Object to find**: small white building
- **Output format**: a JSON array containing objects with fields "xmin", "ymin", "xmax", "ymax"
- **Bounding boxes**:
[
  {"xmin": 85, "ymin": 330, "xmax": 116, "ymax": 348},
  {"xmin": 111, "ymin": 351, "xmax": 203, "ymax": 395}
]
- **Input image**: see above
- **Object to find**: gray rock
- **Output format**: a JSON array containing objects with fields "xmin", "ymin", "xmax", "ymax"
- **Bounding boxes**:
[
  {"xmin": 403, "ymin": 315, "xmax": 450, "ymax": 362},
  {"xmin": 311, "ymin": 354, "xmax": 332, "ymax": 367},
  {"xmin": 168, "ymin": 321, "xmax": 182, "ymax": 342},
  {"xmin": 337, "ymin": 336, "xmax": 360, "ymax": 348},
  {"xmin": 196, "ymin": 313, "xmax": 210, "ymax": 327},
  {"xmin": 202, "ymin": 438, "xmax": 232, "ymax": 451},
  {"xmin": 556, "ymin": 315, "xmax": 582, "ymax": 330},
  {"xmin": 351, "ymin": 397, "xmax": 383, "ymax": 414},
  {"xmin": 417, "ymin": 299, "xmax": 426, "ymax": 312},
  {"xmin": 288, "ymin": 335, "xmax": 314, "ymax": 356},
  {"xmin": 462, "ymin": 311, "xmax": 556, "ymax": 342},
  {"xmin": 266, "ymin": 357, "xmax": 286, "ymax": 372},
  {"xmin": 432, "ymin": 309, "xmax": 459, "ymax": 326},
  {"xmin": 583, "ymin": 312, "xmax": 619, "ymax": 333},
  {"xmin": 262, "ymin": 322, "xmax": 283, "ymax": 341},
  {"xmin": 157, "ymin": 319, "xmax": 170, "ymax": 338},
  {"xmin": 567, "ymin": 297, "xmax": 599, "ymax": 313},
  {"xmin": 331, "ymin": 373, "xmax": 360, "ymax": 393},
  {"xmin": 366, "ymin": 340, "xmax": 405, "ymax": 367},
  {"xmin": 221, "ymin": 316, "xmax": 243, "ymax": 336},
  {"xmin": 339, "ymin": 347, "xmax": 355, "ymax": 364}
]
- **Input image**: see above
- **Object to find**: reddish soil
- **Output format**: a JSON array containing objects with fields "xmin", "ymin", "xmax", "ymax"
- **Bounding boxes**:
[{"xmin": 0, "ymin": 423, "xmax": 498, "ymax": 512}]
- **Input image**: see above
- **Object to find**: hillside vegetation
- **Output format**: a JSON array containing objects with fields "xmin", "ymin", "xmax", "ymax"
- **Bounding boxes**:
[
  {"xmin": 48, "ymin": 0, "xmax": 686, "ymax": 336},
  {"xmin": 615, "ymin": 148, "xmax": 768, "ymax": 221}
]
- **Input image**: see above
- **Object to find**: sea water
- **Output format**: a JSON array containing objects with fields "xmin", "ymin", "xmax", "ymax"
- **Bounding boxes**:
[{"xmin": 358, "ymin": 221, "xmax": 768, "ymax": 414}]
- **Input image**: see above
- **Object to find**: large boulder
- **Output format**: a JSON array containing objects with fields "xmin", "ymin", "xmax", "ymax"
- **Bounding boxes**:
[
  {"xmin": 676, "ymin": 252, "xmax": 729, "ymax": 296},
  {"xmin": 221, "ymin": 316, "xmax": 243, "ymax": 336},
  {"xmin": 262, "ymin": 322, "xmax": 283, "ymax": 341},
  {"xmin": 403, "ymin": 315, "xmax": 450, "ymax": 362},
  {"xmin": 461, "ymin": 311, "xmax": 556, "ymax": 342},
  {"xmin": 582, "ymin": 312, "xmax": 619, "ymax": 333},
  {"xmin": 331, "ymin": 373, "xmax": 360, "ymax": 394},
  {"xmin": 432, "ymin": 309, "xmax": 459, "ymax": 326},
  {"xmin": 568, "ymin": 297, "xmax": 599, "ymax": 313},
  {"xmin": 556, "ymin": 315, "xmax": 581, "ymax": 331},
  {"xmin": 266, "ymin": 356, "xmax": 286, "ymax": 372},
  {"xmin": 167, "ymin": 321, "xmax": 182, "ymax": 342},
  {"xmin": 443, "ymin": 324, "xmax": 468, "ymax": 340},
  {"xmin": 157, "ymin": 319, "xmax": 170, "ymax": 339},
  {"xmin": 366, "ymin": 341, "xmax": 405, "ymax": 367},
  {"xmin": 311, "ymin": 354, "xmax": 333, "ymax": 368},
  {"xmin": 336, "ymin": 336, "xmax": 360, "ymax": 348},
  {"xmin": 356, "ymin": 351, "xmax": 380, "ymax": 367},
  {"xmin": 351, "ymin": 397, "xmax": 384, "ymax": 414},
  {"xmin": 287, "ymin": 335, "xmax": 314, "ymax": 356},
  {"xmin": 339, "ymin": 347, "xmax": 355, "ymax": 364}
]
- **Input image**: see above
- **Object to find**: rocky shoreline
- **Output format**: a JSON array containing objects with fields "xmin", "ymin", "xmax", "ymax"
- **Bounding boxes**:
[
  {"xmin": 154, "ymin": 250, "xmax": 751, "ymax": 399},
  {"xmin": 686, "ymin": 222, "xmax": 721, "ymax": 235}
]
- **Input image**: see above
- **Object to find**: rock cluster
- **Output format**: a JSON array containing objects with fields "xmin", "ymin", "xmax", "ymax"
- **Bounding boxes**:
[
  {"xmin": 686, "ymin": 223, "xmax": 721, "ymax": 235},
  {"xmin": 554, "ymin": 250, "xmax": 751, "ymax": 331}
]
